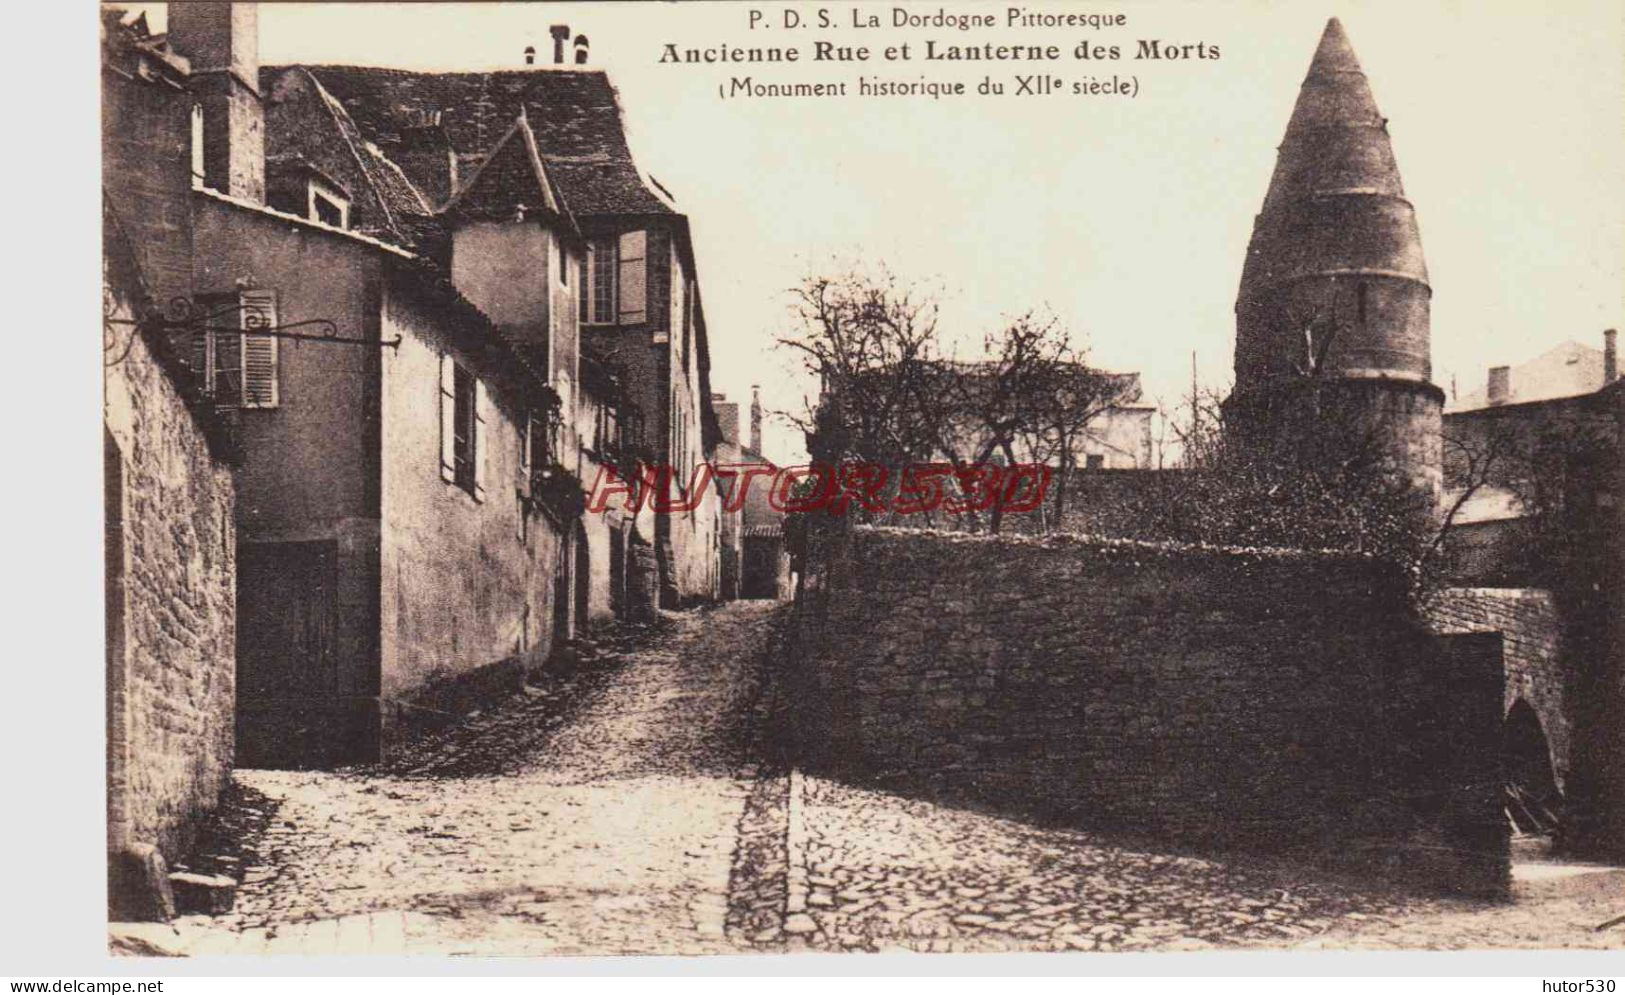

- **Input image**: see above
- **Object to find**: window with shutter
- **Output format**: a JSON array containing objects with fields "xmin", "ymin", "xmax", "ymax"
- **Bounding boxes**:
[
  {"xmin": 192, "ymin": 290, "xmax": 276, "ymax": 407},
  {"xmin": 443, "ymin": 357, "xmax": 480, "ymax": 498},
  {"xmin": 618, "ymin": 230, "xmax": 647, "ymax": 324}
]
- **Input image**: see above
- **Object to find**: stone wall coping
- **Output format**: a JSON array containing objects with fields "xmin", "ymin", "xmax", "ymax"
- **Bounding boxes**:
[{"xmin": 854, "ymin": 524, "xmax": 1382, "ymax": 565}]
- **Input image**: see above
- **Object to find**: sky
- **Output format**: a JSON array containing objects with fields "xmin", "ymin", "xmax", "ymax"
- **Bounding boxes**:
[{"xmin": 124, "ymin": 1, "xmax": 1624, "ymax": 463}]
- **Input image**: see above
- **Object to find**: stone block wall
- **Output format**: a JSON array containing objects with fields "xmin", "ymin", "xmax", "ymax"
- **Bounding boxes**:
[
  {"xmin": 1425, "ymin": 587, "xmax": 1566, "ymax": 786},
  {"xmin": 105, "ymin": 276, "xmax": 237, "ymax": 875},
  {"xmin": 788, "ymin": 526, "xmax": 1508, "ymax": 896}
]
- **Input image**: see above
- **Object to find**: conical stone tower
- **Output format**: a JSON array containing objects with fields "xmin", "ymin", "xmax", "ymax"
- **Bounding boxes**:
[{"xmin": 1228, "ymin": 18, "xmax": 1443, "ymax": 501}]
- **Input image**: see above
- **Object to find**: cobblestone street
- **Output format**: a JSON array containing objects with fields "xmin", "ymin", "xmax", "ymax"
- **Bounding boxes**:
[
  {"xmin": 111, "ymin": 601, "xmax": 1624, "ymax": 957},
  {"xmin": 149, "ymin": 603, "xmax": 779, "ymax": 956}
]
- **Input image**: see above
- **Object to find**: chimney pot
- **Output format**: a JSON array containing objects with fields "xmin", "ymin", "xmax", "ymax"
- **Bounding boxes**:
[
  {"xmin": 1605, "ymin": 329, "xmax": 1618, "ymax": 384},
  {"xmin": 750, "ymin": 385, "xmax": 763, "ymax": 455},
  {"xmin": 574, "ymin": 34, "xmax": 590, "ymax": 64},
  {"xmin": 524, "ymin": 45, "xmax": 535, "ymax": 66},
  {"xmin": 549, "ymin": 24, "xmax": 570, "ymax": 64},
  {"xmin": 1487, "ymin": 365, "xmax": 1511, "ymax": 405}
]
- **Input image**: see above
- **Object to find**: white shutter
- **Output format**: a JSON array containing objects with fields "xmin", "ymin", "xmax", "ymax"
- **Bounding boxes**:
[
  {"xmin": 439, "ymin": 354, "xmax": 457, "ymax": 483},
  {"xmin": 472, "ymin": 377, "xmax": 488, "ymax": 502},
  {"xmin": 239, "ymin": 290, "xmax": 279, "ymax": 408},
  {"xmin": 518, "ymin": 411, "xmax": 533, "ymax": 499},
  {"xmin": 618, "ymin": 230, "xmax": 646, "ymax": 324}
]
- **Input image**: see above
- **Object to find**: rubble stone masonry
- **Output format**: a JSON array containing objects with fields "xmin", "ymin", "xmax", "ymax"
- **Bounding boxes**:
[
  {"xmin": 789, "ymin": 526, "xmax": 1508, "ymax": 896},
  {"xmin": 105, "ymin": 285, "xmax": 237, "ymax": 868}
]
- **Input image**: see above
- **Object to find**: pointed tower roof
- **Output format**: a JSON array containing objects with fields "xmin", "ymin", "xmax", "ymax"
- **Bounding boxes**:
[
  {"xmin": 1235, "ymin": 16, "xmax": 1430, "ymax": 388},
  {"xmin": 1242, "ymin": 17, "xmax": 1427, "ymax": 291}
]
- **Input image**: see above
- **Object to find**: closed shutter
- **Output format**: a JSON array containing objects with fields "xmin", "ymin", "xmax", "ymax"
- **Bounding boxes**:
[
  {"xmin": 472, "ymin": 377, "xmax": 488, "ymax": 502},
  {"xmin": 439, "ymin": 354, "xmax": 457, "ymax": 483},
  {"xmin": 618, "ymin": 230, "xmax": 646, "ymax": 324},
  {"xmin": 518, "ymin": 411, "xmax": 533, "ymax": 499},
  {"xmin": 240, "ymin": 289, "xmax": 278, "ymax": 408}
]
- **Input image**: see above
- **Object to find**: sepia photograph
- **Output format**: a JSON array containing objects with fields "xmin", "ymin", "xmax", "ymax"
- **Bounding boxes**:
[{"xmin": 39, "ymin": 0, "xmax": 1625, "ymax": 979}]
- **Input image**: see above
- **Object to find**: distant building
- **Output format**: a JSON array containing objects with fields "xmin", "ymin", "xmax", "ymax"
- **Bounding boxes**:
[
  {"xmin": 1074, "ymin": 374, "xmax": 1155, "ymax": 470},
  {"xmin": 715, "ymin": 387, "xmax": 793, "ymax": 600},
  {"xmin": 1449, "ymin": 334, "xmax": 1615, "ymax": 413}
]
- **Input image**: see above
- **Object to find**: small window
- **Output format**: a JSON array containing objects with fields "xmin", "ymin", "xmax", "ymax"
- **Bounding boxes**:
[
  {"xmin": 1086, "ymin": 454, "xmax": 1105, "ymax": 469},
  {"xmin": 558, "ymin": 241, "xmax": 570, "ymax": 287},
  {"xmin": 587, "ymin": 238, "xmax": 617, "ymax": 324},
  {"xmin": 189, "ymin": 104, "xmax": 205, "ymax": 187},
  {"xmin": 451, "ymin": 365, "xmax": 476, "ymax": 492},
  {"xmin": 309, "ymin": 185, "xmax": 349, "ymax": 229}
]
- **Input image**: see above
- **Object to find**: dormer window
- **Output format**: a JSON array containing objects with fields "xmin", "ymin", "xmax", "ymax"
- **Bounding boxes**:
[
  {"xmin": 309, "ymin": 183, "xmax": 349, "ymax": 229},
  {"xmin": 189, "ymin": 104, "xmax": 205, "ymax": 188}
]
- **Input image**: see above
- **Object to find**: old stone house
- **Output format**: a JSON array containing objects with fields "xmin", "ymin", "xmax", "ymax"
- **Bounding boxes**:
[
  {"xmin": 1432, "ymin": 332, "xmax": 1622, "ymax": 854},
  {"xmin": 103, "ymin": 3, "xmax": 724, "ymax": 771},
  {"xmin": 271, "ymin": 45, "xmax": 725, "ymax": 608},
  {"xmin": 101, "ymin": 16, "xmax": 238, "ymax": 918}
]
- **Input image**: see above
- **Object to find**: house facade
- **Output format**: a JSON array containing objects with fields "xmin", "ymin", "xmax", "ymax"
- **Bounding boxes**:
[{"xmin": 281, "ymin": 56, "xmax": 724, "ymax": 608}]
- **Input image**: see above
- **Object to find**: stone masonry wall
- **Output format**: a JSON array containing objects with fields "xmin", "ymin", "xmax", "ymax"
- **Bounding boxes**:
[
  {"xmin": 789, "ymin": 526, "xmax": 1508, "ymax": 896},
  {"xmin": 1425, "ymin": 587, "xmax": 1567, "ymax": 787},
  {"xmin": 105, "ymin": 278, "xmax": 237, "ymax": 867}
]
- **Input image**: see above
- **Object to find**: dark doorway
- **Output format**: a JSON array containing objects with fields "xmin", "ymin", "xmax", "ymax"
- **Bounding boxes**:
[
  {"xmin": 574, "ymin": 524, "xmax": 591, "ymax": 636},
  {"xmin": 608, "ymin": 527, "xmax": 626, "ymax": 618},
  {"xmin": 237, "ymin": 541, "xmax": 347, "ymax": 768},
  {"xmin": 553, "ymin": 540, "xmax": 571, "ymax": 644},
  {"xmin": 1504, "ymin": 698, "xmax": 1563, "ymax": 835}
]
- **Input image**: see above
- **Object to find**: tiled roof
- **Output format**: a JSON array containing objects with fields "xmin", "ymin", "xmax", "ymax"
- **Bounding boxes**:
[
  {"xmin": 441, "ymin": 112, "xmax": 579, "ymax": 236},
  {"xmin": 265, "ymin": 66, "xmax": 675, "ymax": 217},
  {"xmin": 264, "ymin": 67, "xmax": 439, "ymax": 249},
  {"xmin": 1449, "ymin": 340, "xmax": 1609, "ymax": 412}
]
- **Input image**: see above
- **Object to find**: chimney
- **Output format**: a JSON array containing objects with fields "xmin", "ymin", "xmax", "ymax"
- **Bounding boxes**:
[
  {"xmin": 1605, "ymin": 329, "xmax": 1618, "ymax": 384},
  {"xmin": 550, "ymin": 24, "xmax": 570, "ymax": 64},
  {"xmin": 574, "ymin": 34, "xmax": 590, "ymax": 64},
  {"xmin": 1487, "ymin": 365, "xmax": 1511, "ymax": 406},
  {"xmin": 749, "ymin": 385, "xmax": 763, "ymax": 455},
  {"xmin": 169, "ymin": 2, "xmax": 264, "ymax": 204},
  {"xmin": 524, "ymin": 45, "xmax": 536, "ymax": 66}
]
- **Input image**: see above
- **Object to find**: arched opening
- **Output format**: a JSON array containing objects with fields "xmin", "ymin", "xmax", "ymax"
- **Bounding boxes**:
[
  {"xmin": 573, "ymin": 524, "xmax": 591, "ymax": 637},
  {"xmin": 1504, "ymin": 698, "xmax": 1562, "ymax": 836}
]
